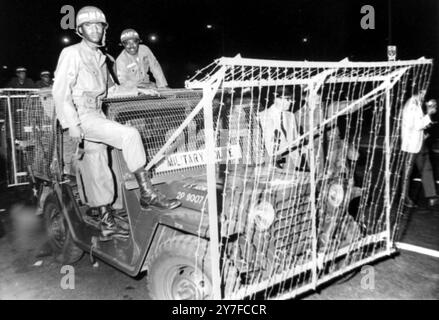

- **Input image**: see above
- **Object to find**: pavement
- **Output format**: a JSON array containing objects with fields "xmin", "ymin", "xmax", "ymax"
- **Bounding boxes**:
[
  {"xmin": 306, "ymin": 192, "xmax": 439, "ymax": 300},
  {"xmin": 0, "ymin": 186, "xmax": 151, "ymax": 300},
  {"xmin": 0, "ymin": 185, "xmax": 438, "ymax": 300}
]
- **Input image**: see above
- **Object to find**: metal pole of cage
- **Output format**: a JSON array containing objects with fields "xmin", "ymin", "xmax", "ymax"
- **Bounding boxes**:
[
  {"xmin": 381, "ymin": 69, "xmax": 409, "ymax": 251},
  {"xmin": 203, "ymin": 87, "xmax": 221, "ymax": 300},
  {"xmin": 6, "ymin": 96, "xmax": 18, "ymax": 186},
  {"xmin": 305, "ymin": 69, "xmax": 337, "ymax": 290},
  {"xmin": 308, "ymin": 88, "xmax": 318, "ymax": 290},
  {"xmin": 218, "ymin": 56, "xmax": 431, "ymax": 69},
  {"xmin": 202, "ymin": 67, "xmax": 228, "ymax": 300},
  {"xmin": 0, "ymin": 119, "xmax": 5, "ymax": 186},
  {"xmin": 146, "ymin": 94, "xmax": 212, "ymax": 171},
  {"xmin": 385, "ymin": 88, "xmax": 392, "ymax": 250}
]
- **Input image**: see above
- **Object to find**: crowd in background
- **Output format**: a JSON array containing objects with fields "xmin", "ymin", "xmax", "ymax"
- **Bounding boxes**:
[{"xmin": 3, "ymin": 67, "xmax": 53, "ymax": 89}]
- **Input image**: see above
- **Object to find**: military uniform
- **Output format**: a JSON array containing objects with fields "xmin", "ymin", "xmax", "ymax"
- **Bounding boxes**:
[
  {"xmin": 116, "ymin": 44, "xmax": 167, "ymax": 88},
  {"xmin": 52, "ymin": 40, "xmax": 147, "ymax": 206}
]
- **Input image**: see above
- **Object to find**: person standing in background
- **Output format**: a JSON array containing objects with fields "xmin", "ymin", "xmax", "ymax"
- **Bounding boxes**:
[
  {"xmin": 35, "ymin": 71, "xmax": 53, "ymax": 88},
  {"xmin": 6, "ymin": 67, "xmax": 34, "ymax": 88},
  {"xmin": 401, "ymin": 90, "xmax": 439, "ymax": 208}
]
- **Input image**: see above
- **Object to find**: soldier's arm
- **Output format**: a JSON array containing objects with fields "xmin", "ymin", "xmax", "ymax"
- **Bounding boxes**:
[
  {"xmin": 52, "ymin": 48, "xmax": 80, "ymax": 129},
  {"xmin": 115, "ymin": 55, "xmax": 134, "ymax": 87},
  {"xmin": 145, "ymin": 46, "xmax": 168, "ymax": 88}
]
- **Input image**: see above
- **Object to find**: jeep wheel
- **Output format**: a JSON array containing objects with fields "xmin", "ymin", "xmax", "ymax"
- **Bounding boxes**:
[
  {"xmin": 43, "ymin": 193, "xmax": 83, "ymax": 264},
  {"xmin": 147, "ymin": 235, "xmax": 213, "ymax": 300}
]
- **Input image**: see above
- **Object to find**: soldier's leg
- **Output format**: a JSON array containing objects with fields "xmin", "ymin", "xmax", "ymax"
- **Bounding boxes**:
[
  {"xmin": 81, "ymin": 115, "xmax": 146, "ymax": 172},
  {"xmin": 78, "ymin": 141, "xmax": 114, "ymax": 207},
  {"xmin": 81, "ymin": 115, "xmax": 180, "ymax": 210},
  {"xmin": 77, "ymin": 140, "xmax": 128, "ymax": 240}
]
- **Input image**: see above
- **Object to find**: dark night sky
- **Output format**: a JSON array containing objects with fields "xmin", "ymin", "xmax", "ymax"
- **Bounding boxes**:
[{"xmin": 0, "ymin": 0, "xmax": 438, "ymax": 95}]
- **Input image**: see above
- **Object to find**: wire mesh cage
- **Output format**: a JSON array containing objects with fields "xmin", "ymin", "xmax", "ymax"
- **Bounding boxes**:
[
  {"xmin": 146, "ymin": 56, "xmax": 433, "ymax": 299},
  {"xmin": 0, "ymin": 89, "xmax": 62, "ymax": 185},
  {"xmin": 3, "ymin": 55, "xmax": 433, "ymax": 300}
]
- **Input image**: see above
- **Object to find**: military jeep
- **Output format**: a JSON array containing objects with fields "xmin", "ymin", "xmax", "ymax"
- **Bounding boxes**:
[{"xmin": 23, "ymin": 87, "xmax": 362, "ymax": 300}]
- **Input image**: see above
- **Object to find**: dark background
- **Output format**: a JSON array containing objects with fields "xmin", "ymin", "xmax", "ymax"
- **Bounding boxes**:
[{"xmin": 0, "ymin": 0, "xmax": 438, "ymax": 96}]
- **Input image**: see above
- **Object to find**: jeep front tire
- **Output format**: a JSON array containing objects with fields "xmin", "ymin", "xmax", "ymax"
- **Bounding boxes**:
[
  {"xmin": 43, "ymin": 193, "xmax": 83, "ymax": 264},
  {"xmin": 147, "ymin": 235, "xmax": 213, "ymax": 300}
]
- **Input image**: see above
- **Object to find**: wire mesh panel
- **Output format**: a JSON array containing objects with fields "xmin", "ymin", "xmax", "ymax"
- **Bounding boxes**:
[
  {"xmin": 0, "ymin": 89, "xmax": 49, "ymax": 186},
  {"xmin": 103, "ymin": 90, "xmax": 213, "ymax": 182},
  {"xmin": 0, "ymin": 101, "xmax": 7, "ymax": 185},
  {"xmin": 178, "ymin": 57, "xmax": 433, "ymax": 299},
  {"xmin": 20, "ymin": 90, "xmax": 58, "ymax": 181},
  {"xmin": 7, "ymin": 90, "xmax": 88, "ymax": 183}
]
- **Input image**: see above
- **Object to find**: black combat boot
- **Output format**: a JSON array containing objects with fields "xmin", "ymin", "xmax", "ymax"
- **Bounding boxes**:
[
  {"xmin": 133, "ymin": 169, "xmax": 181, "ymax": 210},
  {"xmin": 99, "ymin": 206, "xmax": 130, "ymax": 241}
]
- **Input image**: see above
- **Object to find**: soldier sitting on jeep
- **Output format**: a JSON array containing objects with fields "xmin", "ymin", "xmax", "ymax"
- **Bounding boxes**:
[{"xmin": 52, "ymin": 6, "xmax": 181, "ymax": 240}]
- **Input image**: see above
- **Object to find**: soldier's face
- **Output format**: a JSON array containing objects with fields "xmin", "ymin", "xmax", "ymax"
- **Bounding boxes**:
[
  {"xmin": 16, "ymin": 72, "xmax": 26, "ymax": 81},
  {"xmin": 80, "ymin": 22, "xmax": 104, "ymax": 44},
  {"xmin": 41, "ymin": 75, "xmax": 50, "ymax": 83},
  {"xmin": 123, "ymin": 39, "xmax": 140, "ymax": 55}
]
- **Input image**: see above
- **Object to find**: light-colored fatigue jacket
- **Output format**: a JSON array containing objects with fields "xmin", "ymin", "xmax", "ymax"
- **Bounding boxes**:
[
  {"xmin": 52, "ymin": 40, "xmax": 115, "ymax": 207},
  {"xmin": 52, "ymin": 40, "xmax": 112, "ymax": 129},
  {"xmin": 116, "ymin": 44, "xmax": 168, "ymax": 88}
]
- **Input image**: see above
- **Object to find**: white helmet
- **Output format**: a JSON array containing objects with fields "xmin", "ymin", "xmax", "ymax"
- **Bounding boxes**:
[
  {"xmin": 120, "ymin": 28, "xmax": 141, "ymax": 43},
  {"xmin": 76, "ymin": 6, "xmax": 108, "ymax": 31},
  {"xmin": 75, "ymin": 6, "xmax": 108, "ymax": 47}
]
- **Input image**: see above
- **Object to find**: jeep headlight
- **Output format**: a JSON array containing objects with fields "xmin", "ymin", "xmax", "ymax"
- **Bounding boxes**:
[
  {"xmin": 248, "ymin": 201, "xmax": 275, "ymax": 232},
  {"xmin": 327, "ymin": 183, "xmax": 344, "ymax": 208}
]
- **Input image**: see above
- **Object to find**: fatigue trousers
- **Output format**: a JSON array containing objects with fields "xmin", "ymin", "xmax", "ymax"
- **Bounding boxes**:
[
  {"xmin": 77, "ymin": 111, "xmax": 147, "ymax": 207},
  {"xmin": 402, "ymin": 144, "xmax": 437, "ymax": 201}
]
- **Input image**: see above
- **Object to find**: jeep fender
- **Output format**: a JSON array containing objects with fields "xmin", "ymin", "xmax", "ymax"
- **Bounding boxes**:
[{"xmin": 141, "ymin": 223, "xmax": 206, "ymax": 272}]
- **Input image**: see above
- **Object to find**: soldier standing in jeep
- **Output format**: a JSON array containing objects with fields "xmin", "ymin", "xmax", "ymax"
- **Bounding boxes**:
[{"xmin": 52, "ymin": 6, "xmax": 181, "ymax": 240}]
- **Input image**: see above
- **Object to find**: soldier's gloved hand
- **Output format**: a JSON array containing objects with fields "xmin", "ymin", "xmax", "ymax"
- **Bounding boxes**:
[
  {"xmin": 138, "ymin": 82, "xmax": 157, "ymax": 89},
  {"xmin": 138, "ymin": 88, "xmax": 160, "ymax": 96},
  {"xmin": 69, "ymin": 125, "xmax": 84, "ymax": 144}
]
